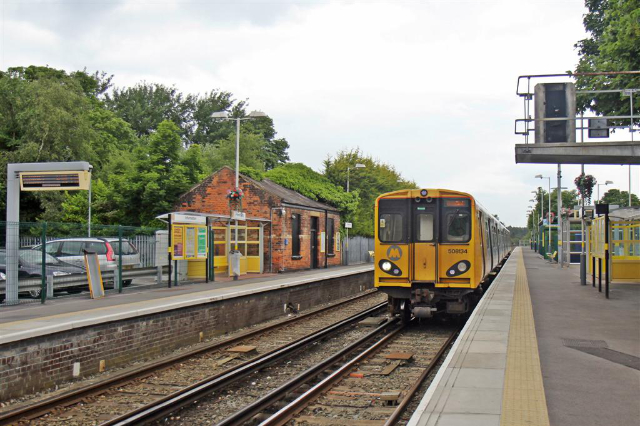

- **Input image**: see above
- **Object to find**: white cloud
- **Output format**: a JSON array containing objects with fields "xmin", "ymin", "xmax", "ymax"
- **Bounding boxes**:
[{"xmin": 2, "ymin": 0, "xmax": 636, "ymax": 228}]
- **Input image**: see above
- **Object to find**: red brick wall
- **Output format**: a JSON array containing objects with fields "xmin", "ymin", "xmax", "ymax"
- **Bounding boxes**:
[{"xmin": 175, "ymin": 167, "xmax": 342, "ymax": 272}]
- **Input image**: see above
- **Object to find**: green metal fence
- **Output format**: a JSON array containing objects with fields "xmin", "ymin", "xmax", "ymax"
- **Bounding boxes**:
[{"xmin": 1, "ymin": 221, "xmax": 162, "ymax": 305}]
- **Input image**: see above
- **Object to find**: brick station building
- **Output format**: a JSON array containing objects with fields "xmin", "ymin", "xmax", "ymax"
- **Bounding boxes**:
[{"xmin": 176, "ymin": 166, "xmax": 342, "ymax": 272}]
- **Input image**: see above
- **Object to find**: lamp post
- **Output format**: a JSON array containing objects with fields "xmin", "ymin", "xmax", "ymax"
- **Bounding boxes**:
[
  {"xmin": 344, "ymin": 163, "xmax": 365, "ymax": 265},
  {"xmin": 212, "ymin": 110, "xmax": 267, "ymax": 268},
  {"xmin": 597, "ymin": 180, "xmax": 613, "ymax": 203},
  {"xmin": 535, "ymin": 175, "xmax": 551, "ymax": 255}
]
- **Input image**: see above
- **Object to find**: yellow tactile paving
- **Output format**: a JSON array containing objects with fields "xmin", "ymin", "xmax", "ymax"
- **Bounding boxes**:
[{"xmin": 501, "ymin": 250, "xmax": 550, "ymax": 426}]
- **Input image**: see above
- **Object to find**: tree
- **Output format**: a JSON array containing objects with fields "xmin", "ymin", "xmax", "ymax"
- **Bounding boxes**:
[
  {"xmin": 323, "ymin": 148, "xmax": 416, "ymax": 237},
  {"xmin": 120, "ymin": 120, "xmax": 202, "ymax": 225},
  {"xmin": 0, "ymin": 66, "xmax": 98, "ymax": 221},
  {"xmin": 105, "ymin": 82, "xmax": 194, "ymax": 138},
  {"xmin": 201, "ymin": 131, "xmax": 268, "ymax": 175},
  {"xmin": 574, "ymin": 0, "xmax": 640, "ymax": 122},
  {"xmin": 600, "ymin": 188, "xmax": 640, "ymax": 206}
]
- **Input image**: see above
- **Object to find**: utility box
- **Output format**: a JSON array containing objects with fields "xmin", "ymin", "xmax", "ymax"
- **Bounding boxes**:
[{"xmin": 535, "ymin": 82, "xmax": 576, "ymax": 143}]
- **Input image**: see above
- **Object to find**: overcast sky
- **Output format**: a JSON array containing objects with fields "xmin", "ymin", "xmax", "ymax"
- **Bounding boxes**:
[{"xmin": 2, "ymin": 0, "xmax": 637, "ymax": 226}]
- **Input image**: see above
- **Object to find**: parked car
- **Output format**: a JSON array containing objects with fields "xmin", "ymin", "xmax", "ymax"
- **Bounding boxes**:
[
  {"xmin": 32, "ymin": 238, "xmax": 141, "ymax": 286},
  {"xmin": 0, "ymin": 249, "xmax": 86, "ymax": 298}
]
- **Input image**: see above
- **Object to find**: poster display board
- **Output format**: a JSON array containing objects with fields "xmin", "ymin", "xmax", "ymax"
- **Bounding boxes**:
[
  {"xmin": 172, "ymin": 225, "xmax": 184, "ymax": 260},
  {"xmin": 169, "ymin": 214, "xmax": 208, "ymax": 261},
  {"xmin": 197, "ymin": 227, "xmax": 207, "ymax": 259},
  {"xmin": 185, "ymin": 227, "xmax": 196, "ymax": 258}
]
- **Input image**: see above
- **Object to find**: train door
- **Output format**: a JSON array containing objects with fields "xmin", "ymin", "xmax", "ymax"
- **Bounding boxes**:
[
  {"xmin": 413, "ymin": 200, "xmax": 437, "ymax": 281},
  {"xmin": 487, "ymin": 220, "xmax": 494, "ymax": 267}
]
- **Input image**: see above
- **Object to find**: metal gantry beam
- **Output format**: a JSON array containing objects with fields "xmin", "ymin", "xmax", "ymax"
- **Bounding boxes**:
[{"xmin": 5, "ymin": 162, "xmax": 92, "ymax": 304}]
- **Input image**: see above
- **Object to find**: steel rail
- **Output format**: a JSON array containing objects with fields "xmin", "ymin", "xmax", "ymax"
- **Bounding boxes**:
[
  {"xmin": 383, "ymin": 330, "xmax": 458, "ymax": 426},
  {"xmin": 101, "ymin": 302, "xmax": 388, "ymax": 426},
  {"xmin": 217, "ymin": 317, "xmax": 400, "ymax": 426},
  {"xmin": 0, "ymin": 291, "xmax": 380, "ymax": 426},
  {"xmin": 259, "ymin": 323, "xmax": 406, "ymax": 426}
]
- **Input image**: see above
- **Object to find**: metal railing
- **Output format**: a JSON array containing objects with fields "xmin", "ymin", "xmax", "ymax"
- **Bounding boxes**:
[{"xmin": 515, "ymin": 71, "xmax": 639, "ymax": 144}]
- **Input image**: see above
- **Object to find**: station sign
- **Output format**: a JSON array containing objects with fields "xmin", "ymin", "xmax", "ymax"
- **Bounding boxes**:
[
  {"xmin": 20, "ymin": 170, "xmax": 91, "ymax": 191},
  {"xmin": 345, "ymin": 222, "xmax": 353, "ymax": 229},
  {"xmin": 231, "ymin": 210, "xmax": 246, "ymax": 221},
  {"xmin": 171, "ymin": 213, "xmax": 206, "ymax": 224}
]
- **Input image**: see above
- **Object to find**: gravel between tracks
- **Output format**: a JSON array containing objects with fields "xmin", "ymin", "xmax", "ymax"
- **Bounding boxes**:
[{"xmin": 3, "ymin": 291, "xmax": 385, "ymax": 425}]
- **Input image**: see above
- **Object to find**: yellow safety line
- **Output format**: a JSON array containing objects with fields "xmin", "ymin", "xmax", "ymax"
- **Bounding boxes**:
[{"xmin": 501, "ymin": 250, "xmax": 550, "ymax": 426}]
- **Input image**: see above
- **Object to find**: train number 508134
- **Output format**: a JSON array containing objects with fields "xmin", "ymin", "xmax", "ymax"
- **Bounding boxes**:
[{"xmin": 447, "ymin": 249, "xmax": 468, "ymax": 254}]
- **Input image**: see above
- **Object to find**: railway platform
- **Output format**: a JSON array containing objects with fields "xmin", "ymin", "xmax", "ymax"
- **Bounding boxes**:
[
  {"xmin": 0, "ymin": 264, "xmax": 373, "ymax": 400},
  {"xmin": 408, "ymin": 246, "xmax": 639, "ymax": 426}
]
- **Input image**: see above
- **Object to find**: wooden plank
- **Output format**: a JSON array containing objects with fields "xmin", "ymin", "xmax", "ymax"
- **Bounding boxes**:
[
  {"xmin": 385, "ymin": 352, "xmax": 413, "ymax": 360},
  {"xmin": 227, "ymin": 345, "xmax": 257, "ymax": 353},
  {"xmin": 295, "ymin": 416, "xmax": 385, "ymax": 426},
  {"xmin": 379, "ymin": 360, "xmax": 402, "ymax": 375}
]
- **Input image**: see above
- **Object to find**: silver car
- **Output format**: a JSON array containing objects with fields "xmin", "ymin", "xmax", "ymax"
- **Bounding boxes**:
[{"xmin": 34, "ymin": 238, "xmax": 141, "ymax": 286}]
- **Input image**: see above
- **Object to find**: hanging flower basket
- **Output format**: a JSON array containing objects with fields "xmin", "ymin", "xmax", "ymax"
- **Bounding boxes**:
[
  {"xmin": 226, "ymin": 188, "xmax": 244, "ymax": 200},
  {"xmin": 574, "ymin": 173, "xmax": 596, "ymax": 203}
]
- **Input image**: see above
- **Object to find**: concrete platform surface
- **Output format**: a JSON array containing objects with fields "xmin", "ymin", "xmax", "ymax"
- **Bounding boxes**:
[
  {"xmin": 407, "ymin": 247, "xmax": 640, "ymax": 426},
  {"xmin": 0, "ymin": 264, "xmax": 373, "ymax": 345},
  {"xmin": 525, "ymin": 249, "xmax": 640, "ymax": 426}
]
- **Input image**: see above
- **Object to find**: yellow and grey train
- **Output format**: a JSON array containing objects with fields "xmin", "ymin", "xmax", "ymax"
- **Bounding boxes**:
[{"xmin": 374, "ymin": 189, "xmax": 510, "ymax": 318}]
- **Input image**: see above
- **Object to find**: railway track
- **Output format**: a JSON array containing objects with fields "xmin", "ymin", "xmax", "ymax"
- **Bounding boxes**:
[
  {"xmin": 149, "ymin": 320, "xmax": 456, "ymax": 426},
  {"xmin": 0, "ymin": 291, "xmax": 387, "ymax": 426}
]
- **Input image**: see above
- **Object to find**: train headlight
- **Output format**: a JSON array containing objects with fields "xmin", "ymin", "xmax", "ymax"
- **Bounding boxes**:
[
  {"xmin": 457, "ymin": 262, "xmax": 467, "ymax": 272},
  {"xmin": 420, "ymin": 189, "xmax": 428, "ymax": 197},
  {"xmin": 381, "ymin": 261, "xmax": 392, "ymax": 271}
]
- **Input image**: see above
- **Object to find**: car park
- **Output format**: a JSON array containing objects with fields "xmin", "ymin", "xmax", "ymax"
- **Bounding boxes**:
[
  {"xmin": 0, "ymin": 249, "xmax": 86, "ymax": 298},
  {"xmin": 32, "ymin": 238, "xmax": 141, "ymax": 287}
]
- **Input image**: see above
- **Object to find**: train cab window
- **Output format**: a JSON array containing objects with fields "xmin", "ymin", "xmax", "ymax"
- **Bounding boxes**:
[
  {"xmin": 441, "ymin": 198, "xmax": 471, "ymax": 243},
  {"xmin": 379, "ymin": 213, "xmax": 404, "ymax": 242},
  {"xmin": 378, "ymin": 198, "xmax": 408, "ymax": 243},
  {"xmin": 445, "ymin": 212, "xmax": 470, "ymax": 242},
  {"xmin": 416, "ymin": 214, "xmax": 434, "ymax": 241}
]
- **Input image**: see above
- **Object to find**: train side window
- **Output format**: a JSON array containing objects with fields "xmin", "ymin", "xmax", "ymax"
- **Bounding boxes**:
[
  {"xmin": 379, "ymin": 213, "xmax": 404, "ymax": 242},
  {"xmin": 416, "ymin": 213, "xmax": 434, "ymax": 241},
  {"xmin": 444, "ymin": 212, "xmax": 470, "ymax": 242}
]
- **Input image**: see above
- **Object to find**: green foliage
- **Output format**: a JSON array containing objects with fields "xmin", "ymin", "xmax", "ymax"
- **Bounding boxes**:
[
  {"xmin": 600, "ymin": 188, "xmax": 640, "ymax": 206},
  {"xmin": 574, "ymin": 0, "xmax": 640, "ymax": 122},
  {"xmin": 265, "ymin": 163, "xmax": 359, "ymax": 215},
  {"xmin": 527, "ymin": 189, "xmax": 579, "ymax": 231},
  {"xmin": 202, "ymin": 131, "xmax": 268, "ymax": 175},
  {"xmin": 240, "ymin": 166, "xmax": 264, "ymax": 181},
  {"xmin": 507, "ymin": 226, "xmax": 528, "ymax": 245},
  {"xmin": 323, "ymin": 148, "xmax": 417, "ymax": 237}
]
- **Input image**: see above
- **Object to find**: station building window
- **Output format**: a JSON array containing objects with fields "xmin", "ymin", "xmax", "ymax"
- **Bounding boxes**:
[
  {"xmin": 327, "ymin": 218, "xmax": 335, "ymax": 255},
  {"xmin": 292, "ymin": 214, "xmax": 301, "ymax": 257}
]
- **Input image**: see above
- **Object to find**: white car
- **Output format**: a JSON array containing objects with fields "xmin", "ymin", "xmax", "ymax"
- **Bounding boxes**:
[{"xmin": 33, "ymin": 238, "xmax": 141, "ymax": 286}]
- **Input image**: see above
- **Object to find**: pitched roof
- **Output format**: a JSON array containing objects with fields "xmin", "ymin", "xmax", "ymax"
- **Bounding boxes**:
[{"xmin": 238, "ymin": 169, "xmax": 340, "ymax": 212}]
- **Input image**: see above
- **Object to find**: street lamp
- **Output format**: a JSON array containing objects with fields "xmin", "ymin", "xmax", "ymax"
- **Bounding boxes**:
[
  {"xmin": 346, "ymin": 163, "xmax": 366, "ymax": 193},
  {"xmin": 597, "ymin": 180, "xmax": 614, "ymax": 202},
  {"xmin": 212, "ymin": 110, "xmax": 267, "ymax": 262},
  {"xmin": 535, "ymin": 175, "xmax": 552, "ymax": 255},
  {"xmin": 345, "ymin": 163, "xmax": 365, "ymax": 265}
]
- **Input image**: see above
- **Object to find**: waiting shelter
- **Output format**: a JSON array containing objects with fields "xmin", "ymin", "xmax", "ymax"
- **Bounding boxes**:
[{"xmin": 588, "ymin": 206, "xmax": 640, "ymax": 282}]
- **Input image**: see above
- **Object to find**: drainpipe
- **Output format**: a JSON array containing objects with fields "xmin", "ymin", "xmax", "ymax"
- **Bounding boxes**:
[{"xmin": 269, "ymin": 207, "xmax": 274, "ymax": 273}]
